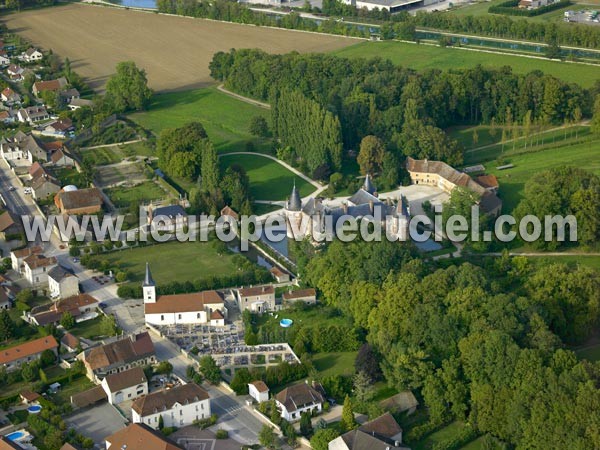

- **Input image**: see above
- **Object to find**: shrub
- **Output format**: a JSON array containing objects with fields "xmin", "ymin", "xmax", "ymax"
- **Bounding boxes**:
[{"xmin": 216, "ymin": 429, "xmax": 229, "ymax": 439}]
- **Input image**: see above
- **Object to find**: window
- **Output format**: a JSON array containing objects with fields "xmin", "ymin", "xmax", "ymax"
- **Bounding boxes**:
[
  {"xmin": 178, "ymin": 314, "xmax": 182, "ymax": 320},
  {"xmin": 197, "ymin": 313, "xmax": 200, "ymax": 319},
  {"xmin": 180, "ymin": 410, "xmax": 183, "ymax": 416},
  {"xmin": 161, "ymin": 315, "xmax": 164, "ymax": 321},
  {"xmin": 154, "ymin": 417, "xmax": 158, "ymax": 423},
  {"xmin": 195, "ymin": 406, "xmax": 198, "ymax": 412},
  {"xmin": 180, "ymin": 419, "xmax": 183, "ymax": 426},
  {"xmin": 201, "ymin": 404, "xmax": 204, "ymax": 410}
]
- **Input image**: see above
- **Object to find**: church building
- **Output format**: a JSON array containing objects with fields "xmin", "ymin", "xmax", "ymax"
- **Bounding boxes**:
[{"xmin": 142, "ymin": 263, "xmax": 227, "ymax": 326}]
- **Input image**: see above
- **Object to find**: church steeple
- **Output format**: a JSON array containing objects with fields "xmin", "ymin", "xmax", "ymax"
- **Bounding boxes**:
[
  {"xmin": 143, "ymin": 262, "xmax": 155, "ymax": 287},
  {"xmin": 142, "ymin": 262, "xmax": 156, "ymax": 304},
  {"xmin": 363, "ymin": 174, "xmax": 376, "ymax": 195},
  {"xmin": 286, "ymin": 181, "xmax": 302, "ymax": 212}
]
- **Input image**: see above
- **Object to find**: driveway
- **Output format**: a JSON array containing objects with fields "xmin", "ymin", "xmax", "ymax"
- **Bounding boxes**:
[{"xmin": 66, "ymin": 402, "xmax": 127, "ymax": 444}]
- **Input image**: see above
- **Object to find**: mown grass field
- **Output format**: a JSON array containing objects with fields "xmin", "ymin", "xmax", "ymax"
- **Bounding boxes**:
[
  {"xmin": 80, "ymin": 147, "xmax": 122, "ymax": 166},
  {"xmin": 105, "ymin": 181, "xmax": 168, "ymax": 208},
  {"xmin": 332, "ymin": 41, "xmax": 599, "ymax": 87},
  {"xmin": 413, "ymin": 422, "xmax": 473, "ymax": 450},
  {"xmin": 576, "ymin": 344, "xmax": 600, "ymax": 361},
  {"xmin": 480, "ymin": 136, "xmax": 600, "ymax": 211},
  {"xmin": 219, "ymin": 153, "xmax": 315, "ymax": 201},
  {"xmin": 312, "ymin": 351, "xmax": 357, "ymax": 378},
  {"xmin": 94, "ymin": 241, "xmax": 240, "ymax": 285},
  {"xmin": 130, "ymin": 87, "xmax": 272, "ymax": 155}
]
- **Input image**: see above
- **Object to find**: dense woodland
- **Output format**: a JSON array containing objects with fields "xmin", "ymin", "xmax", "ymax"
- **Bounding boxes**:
[
  {"xmin": 210, "ymin": 49, "xmax": 594, "ymax": 177},
  {"xmin": 300, "ymin": 239, "xmax": 600, "ymax": 448},
  {"xmin": 155, "ymin": 0, "xmax": 600, "ymax": 49}
]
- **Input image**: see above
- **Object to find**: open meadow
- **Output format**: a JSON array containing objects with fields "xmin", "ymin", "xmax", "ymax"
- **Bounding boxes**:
[
  {"xmin": 333, "ymin": 41, "xmax": 600, "ymax": 87},
  {"xmin": 94, "ymin": 241, "xmax": 240, "ymax": 285},
  {"xmin": 1, "ymin": 3, "xmax": 354, "ymax": 91},
  {"xmin": 130, "ymin": 87, "xmax": 271, "ymax": 154},
  {"xmin": 219, "ymin": 153, "xmax": 315, "ymax": 201}
]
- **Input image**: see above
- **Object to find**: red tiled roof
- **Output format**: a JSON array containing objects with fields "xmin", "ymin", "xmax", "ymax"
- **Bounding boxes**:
[
  {"xmin": 0, "ymin": 335, "xmax": 58, "ymax": 365},
  {"xmin": 238, "ymin": 285, "xmax": 274, "ymax": 297},
  {"xmin": 250, "ymin": 380, "xmax": 269, "ymax": 393},
  {"xmin": 282, "ymin": 288, "xmax": 316, "ymax": 300},
  {"xmin": 145, "ymin": 290, "xmax": 223, "ymax": 315},
  {"xmin": 106, "ymin": 424, "xmax": 183, "ymax": 450}
]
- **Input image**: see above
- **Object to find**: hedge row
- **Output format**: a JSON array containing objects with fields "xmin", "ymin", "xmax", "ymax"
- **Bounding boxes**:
[{"xmin": 489, "ymin": 0, "xmax": 571, "ymax": 17}]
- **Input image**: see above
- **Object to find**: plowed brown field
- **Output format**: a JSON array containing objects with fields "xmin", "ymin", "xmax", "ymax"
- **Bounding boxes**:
[{"xmin": 2, "ymin": 3, "xmax": 355, "ymax": 91}]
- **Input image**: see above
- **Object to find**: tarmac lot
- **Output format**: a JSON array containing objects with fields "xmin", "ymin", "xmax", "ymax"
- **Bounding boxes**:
[{"xmin": 66, "ymin": 403, "xmax": 128, "ymax": 444}]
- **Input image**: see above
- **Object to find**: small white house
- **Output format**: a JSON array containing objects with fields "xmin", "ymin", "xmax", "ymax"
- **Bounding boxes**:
[
  {"xmin": 275, "ymin": 382, "xmax": 324, "ymax": 422},
  {"xmin": 23, "ymin": 253, "xmax": 57, "ymax": 288},
  {"xmin": 21, "ymin": 48, "xmax": 43, "ymax": 63},
  {"xmin": 48, "ymin": 265, "xmax": 79, "ymax": 299},
  {"xmin": 101, "ymin": 367, "xmax": 148, "ymax": 405},
  {"xmin": 132, "ymin": 383, "xmax": 210, "ymax": 429},
  {"xmin": 0, "ymin": 55, "xmax": 10, "ymax": 67},
  {"xmin": 282, "ymin": 288, "xmax": 317, "ymax": 305},
  {"xmin": 236, "ymin": 285, "xmax": 276, "ymax": 313},
  {"xmin": 248, "ymin": 380, "xmax": 269, "ymax": 403}
]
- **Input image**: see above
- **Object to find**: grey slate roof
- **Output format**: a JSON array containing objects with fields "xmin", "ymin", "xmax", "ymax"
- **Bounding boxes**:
[
  {"xmin": 287, "ymin": 183, "xmax": 302, "ymax": 212},
  {"xmin": 152, "ymin": 205, "xmax": 186, "ymax": 219},
  {"xmin": 48, "ymin": 265, "xmax": 76, "ymax": 282},
  {"xmin": 143, "ymin": 262, "xmax": 155, "ymax": 287},
  {"xmin": 363, "ymin": 174, "xmax": 376, "ymax": 195}
]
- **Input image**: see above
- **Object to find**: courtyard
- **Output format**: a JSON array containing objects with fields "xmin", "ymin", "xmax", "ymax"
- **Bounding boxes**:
[{"xmin": 65, "ymin": 402, "xmax": 127, "ymax": 444}]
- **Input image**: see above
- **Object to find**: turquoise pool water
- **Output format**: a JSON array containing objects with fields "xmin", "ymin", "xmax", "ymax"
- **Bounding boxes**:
[
  {"xmin": 5, "ymin": 431, "xmax": 25, "ymax": 441},
  {"xmin": 280, "ymin": 319, "xmax": 293, "ymax": 328}
]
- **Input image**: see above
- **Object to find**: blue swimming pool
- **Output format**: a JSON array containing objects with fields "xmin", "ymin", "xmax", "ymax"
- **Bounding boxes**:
[
  {"xmin": 5, "ymin": 431, "xmax": 24, "ymax": 441},
  {"xmin": 280, "ymin": 319, "xmax": 293, "ymax": 328},
  {"xmin": 27, "ymin": 405, "xmax": 42, "ymax": 413}
]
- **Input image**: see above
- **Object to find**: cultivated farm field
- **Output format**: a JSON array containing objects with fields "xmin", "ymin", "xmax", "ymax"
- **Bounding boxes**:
[{"xmin": 2, "ymin": 3, "xmax": 355, "ymax": 91}]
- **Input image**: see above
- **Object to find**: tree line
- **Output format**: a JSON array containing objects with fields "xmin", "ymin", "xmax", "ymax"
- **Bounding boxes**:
[
  {"xmin": 155, "ymin": 0, "xmax": 600, "ymax": 49},
  {"xmin": 210, "ymin": 49, "xmax": 593, "ymax": 176},
  {"xmin": 303, "ymin": 239, "xmax": 600, "ymax": 448},
  {"xmin": 271, "ymin": 89, "xmax": 343, "ymax": 176}
]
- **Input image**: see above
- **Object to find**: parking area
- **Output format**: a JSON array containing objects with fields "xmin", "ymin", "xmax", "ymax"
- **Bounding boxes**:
[
  {"xmin": 171, "ymin": 426, "xmax": 241, "ymax": 450},
  {"xmin": 66, "ymin": 403, "xmax": 127, "ymax": 444}
]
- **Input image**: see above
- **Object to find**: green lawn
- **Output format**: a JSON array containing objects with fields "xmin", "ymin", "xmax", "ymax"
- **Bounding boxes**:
[
  {"xmin": 52, "ymin": 167, "xmax": 84, "ymax": 187},
  {"xmin": 253, "ymin": 203, "xmax": 284, "ymax": 216},
  {"xmin": 80, "ymin": 147, "xmax": 122, "ymax": 166},
  {"xmin": 527, "ymin": 255, "xmax": 600, "ymax": 270},
  {"xmin": 219, "ymin": 153, "xmax": 316, "ymax": 201},
  {"xmin": 95, "ymin": 241, "xmax": 242, "ymax": 285},
  {"xmin": 464, "ymin": 126, "xmax": 592, "ymax": 164},
  {"xmin": 460, "ymin": 437, "xmax": 485, "ymax": 450},
  {"xmin": 485, "ymin": 137, "xmax": 600, "ymax": 211},
  {"xmin": 53, "ymin": 376, "xmax": 95, "ymax": 405},
  {"xmin": 313, "ymin": 351, "xmax": 357, "ymax": 378},
  {"xmin": 105, "ymin": 181, "xmax": 168, "ymax": 208},
  {"xmin": 129, "ymin": 86, "xmax": 272, "ymax": 154},
  {"xmin": 70, "ymin": 315, "xmax": 115, "ymax": 340},
  {"xmin": 414, "ymin": 422, "xmax": 472, "ymax": 450},
  {"xmin": 449, "ymin": 0, "xmax": 585, "ymax": 23},
  {"xmin": 332, "ymin": 41, "xmax": 599, "ymax": 87},
  {"xmin": 575, "ymin": 343, "xmax": 600, "ymax": 361},
  {"xmin": 118, "ymin": 140, "xmax": 155, "ymax": 157}
]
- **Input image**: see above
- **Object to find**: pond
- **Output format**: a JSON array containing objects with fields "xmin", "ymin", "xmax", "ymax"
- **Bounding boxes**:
[
  {"xmin": 108, "ymin": 0, "xmax": 157, "ymax": 9},
  {"xmin": 414, "ymin": 238, "xmax": 443, "ymax": 252}
]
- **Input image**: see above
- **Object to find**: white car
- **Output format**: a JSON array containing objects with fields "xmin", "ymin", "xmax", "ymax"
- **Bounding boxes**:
[{"xmin": 23, "ymin": 187, "xmax": 32, "ymax": 195}]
